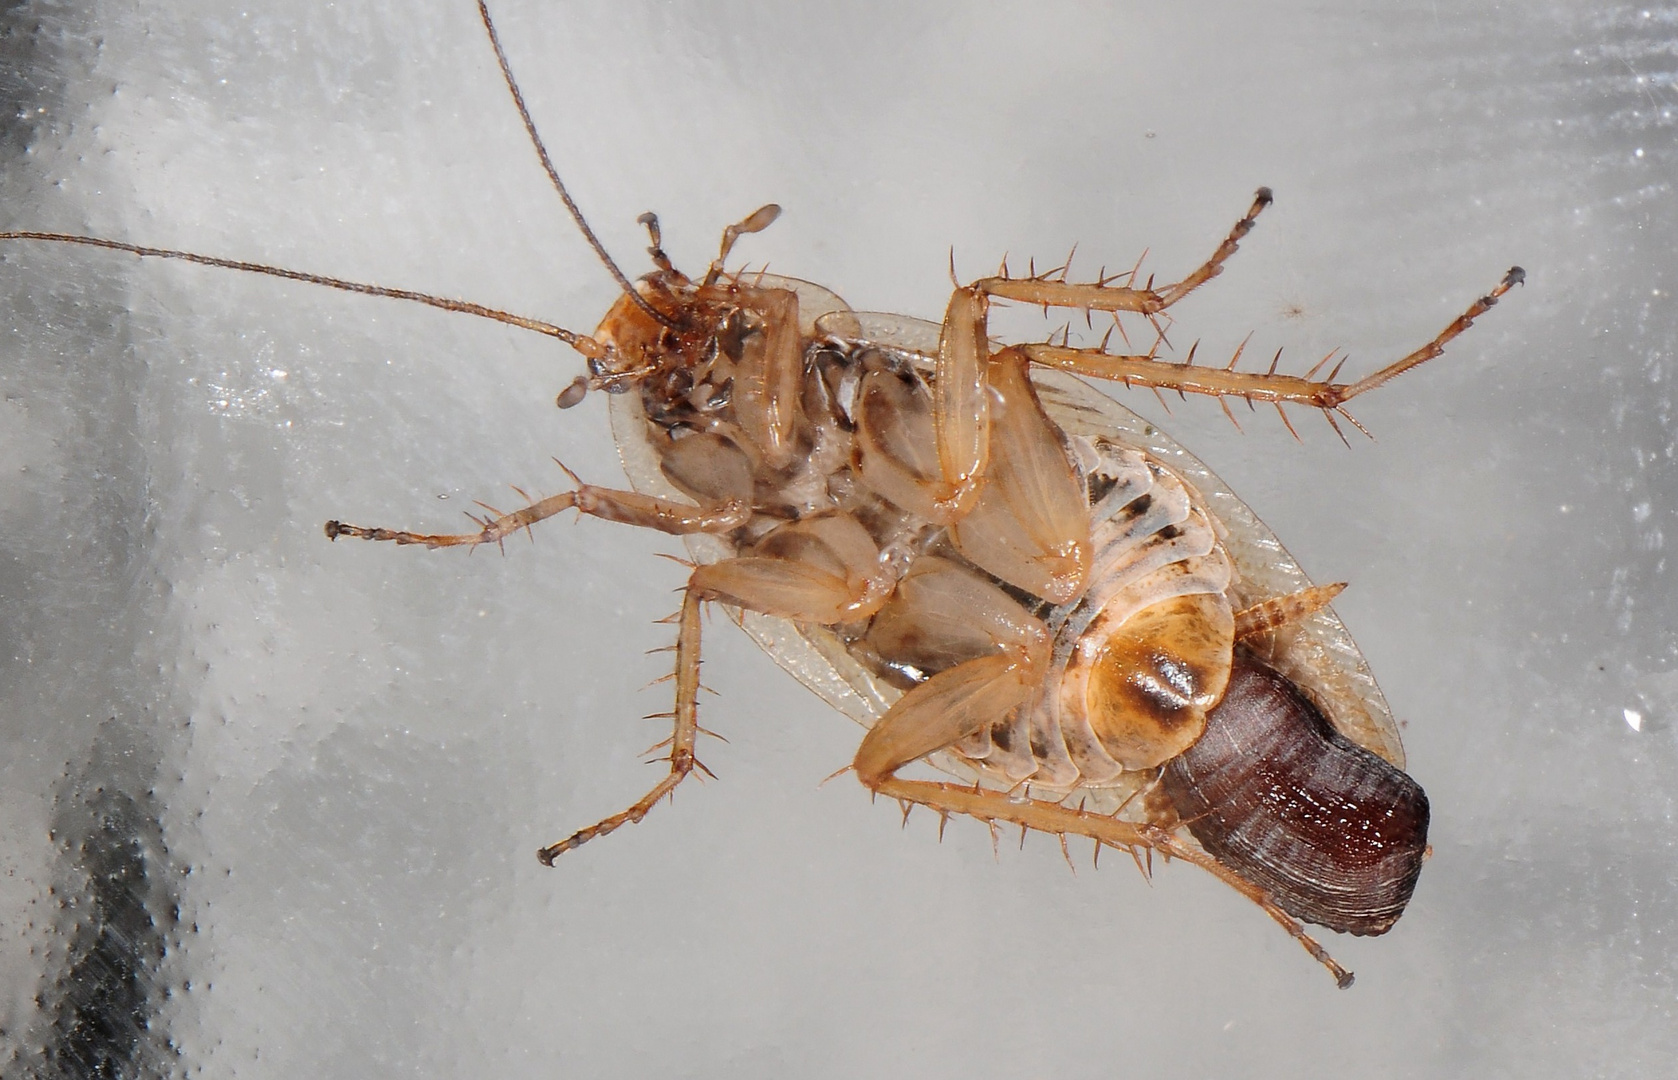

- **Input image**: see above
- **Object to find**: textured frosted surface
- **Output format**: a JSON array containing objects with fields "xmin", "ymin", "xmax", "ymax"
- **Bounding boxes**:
[{"xmin": 2, "ymin": 2, "xmax": 1674, "ymax": 1077}]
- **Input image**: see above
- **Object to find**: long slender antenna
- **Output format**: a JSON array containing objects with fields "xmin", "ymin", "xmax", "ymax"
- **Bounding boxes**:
[
  {"xmin": 0, "ymin": 230, "xmax": 604, "ymax": 356},
  {"xmin": 476, "ymin": 0, "xmax": 676, "ymax": 329}
]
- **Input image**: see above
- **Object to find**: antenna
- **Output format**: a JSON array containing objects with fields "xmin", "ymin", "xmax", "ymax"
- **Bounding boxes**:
[
  {"xmin": 0, "ymin": 231, "xmax": 604, "ymax": 358},
  {"xmin": 475, "ymin": 0, "xmax": 677, "ymax": 329}
]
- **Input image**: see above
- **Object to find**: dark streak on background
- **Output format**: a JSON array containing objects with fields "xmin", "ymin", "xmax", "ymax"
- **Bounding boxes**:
[{"xmin": 2, "ymin": 4, "xmax": 181, "ymax": 1076}]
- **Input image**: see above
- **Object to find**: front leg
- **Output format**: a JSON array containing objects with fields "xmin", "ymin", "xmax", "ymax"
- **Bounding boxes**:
[
  {"xmin": 325, "ymin": 480, "xmax": 750, "ymax": 548},
  {"xmin": 925, "ymin": 190, "xmax": 1274, "ymax": 521}
]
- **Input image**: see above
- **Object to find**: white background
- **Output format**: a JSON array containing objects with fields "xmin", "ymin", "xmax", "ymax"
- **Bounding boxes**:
[{"xmin": 2, "ymin": 1, "xmax": 1674, "ymax": 1076}]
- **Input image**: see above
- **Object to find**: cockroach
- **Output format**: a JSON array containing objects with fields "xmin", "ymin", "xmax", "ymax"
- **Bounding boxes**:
[{"xmin": 1, "ymin": 0, "xmax": 1522, "ymax": 988}]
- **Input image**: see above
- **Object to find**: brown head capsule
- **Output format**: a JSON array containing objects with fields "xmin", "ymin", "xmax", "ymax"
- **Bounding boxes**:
[{"xmin": 1161, "ymin": 652, "xmax": 1430, "ymax": 936}]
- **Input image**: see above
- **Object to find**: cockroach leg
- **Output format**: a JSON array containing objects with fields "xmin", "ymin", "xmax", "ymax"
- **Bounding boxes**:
[
  {"xmin": 920, "ymin": 190, "xmax": 1275, "ymax": 523},
  {"xmin": 637, "ymin": 212, "xmax": 686, "ymax": 281},
  {"xmin": 1233, "ymin": 582, "xmax": 1348, "ymax": 639},
  {"xmin": 726, "ymin": 285, "xmax": 803, "ymax": 470},
  {"xmin": 858, "ymin": 775, "xmax": 1354, "ymax": 988},
  {"xmin": 1018, "ymin": 265, "xmax": 1526, "ymax": 414},
  {"xmin": 543, "ymin": 515, "xmax": 909, "ymax": 859},
  {"xmin": 852, "ymin": 656, "xmax": 1045, "ymax": 792},
  {"xmin": 565, "ymin": 487, "xmax": 752, "ymax": 535},
  {"xmin": 538, "ymin": 585, "xmax": 704, "ymax": 864},
  {"xmin": 689, "ymin": 556, "xmax": 893, "ymax": 625},
  {"xmin": 325, "ymin": 485, "xmax": 750, "ymax": 548},
  {"xmin": 1328, "ymin": 264, "xmax": 1524, "ymax": 401},
  {"xmin": 690, "ymin": 514, "xmax": 898, "ymax": 625},
  {"xmin": 924, "ymin": 285, "xmax": 992, "ymax": 521},
  {"xmin": 975, "ymin": 188, "xmax": 1274, "ymax": 315},
  {"xmin": 927, "ymin": 185, "xmax": 1520, "ymax": 429},
  {"xmin": 945, "ymin": 350, "xmax": 1092, "ymax": 603},
  {"xmin": 702, "ymin": 203, "xmax": 782, "ymax": 288}
]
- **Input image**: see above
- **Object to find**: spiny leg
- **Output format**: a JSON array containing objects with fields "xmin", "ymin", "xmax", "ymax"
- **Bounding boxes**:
[
  {"xmin": 867, "ymin": 777, "xmax": 1354, "ymax": 988},
  {"xmin": 325, "ymin": 482, "xmax": 749, "ymax": 548},
  {"xmin": 923, "ymin": 191, "xmax": 1275, "ymax": 519},
  {"xmin": 538, "ymin": 515, "xmax": 903, "ymax": 861},
  {"xmin": 850, "ymin": 621, "xmax": 1351, "ymax": 987},
  {"xmin": 1019, "ymin": 266, "xmax": 1526, "ymax": 435},
  {"xmin": 974, "ymin": 187, "xmax": 1275, "ymax": 316},
  {"xmin": 537, "ymin": 583, "xmax": 705, "ymax": 864}
]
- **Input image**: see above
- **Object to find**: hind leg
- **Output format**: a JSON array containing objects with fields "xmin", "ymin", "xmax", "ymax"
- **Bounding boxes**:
[
  {"xmin": 853, "ymin": 679, "xmax": 1355, "ymax": 989},
  {"xmin": 857, "ymin": 766, "xmax": 1355, "ymax": 988}
]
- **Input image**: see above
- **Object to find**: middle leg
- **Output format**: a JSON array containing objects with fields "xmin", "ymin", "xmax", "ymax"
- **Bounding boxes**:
[{"xmin": 539, "ymin": 511, "xmax": 904, "ymax": 860}]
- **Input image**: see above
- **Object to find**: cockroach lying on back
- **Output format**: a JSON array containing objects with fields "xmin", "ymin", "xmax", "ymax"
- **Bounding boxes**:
[{"xmin": 2, "ymin": 1, "xmax": 1521, "ymax": 987}]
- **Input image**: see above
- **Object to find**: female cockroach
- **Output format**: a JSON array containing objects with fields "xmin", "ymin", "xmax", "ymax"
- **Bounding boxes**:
[{"xmin": 1, "ymin": 0, "xmax": 1522, "ymax": 987}]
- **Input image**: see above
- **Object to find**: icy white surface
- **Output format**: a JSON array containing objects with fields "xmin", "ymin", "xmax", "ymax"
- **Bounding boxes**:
[{"xmin": 2, "ymin": 1, "xmax": 1674, "ymax": 1076}]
